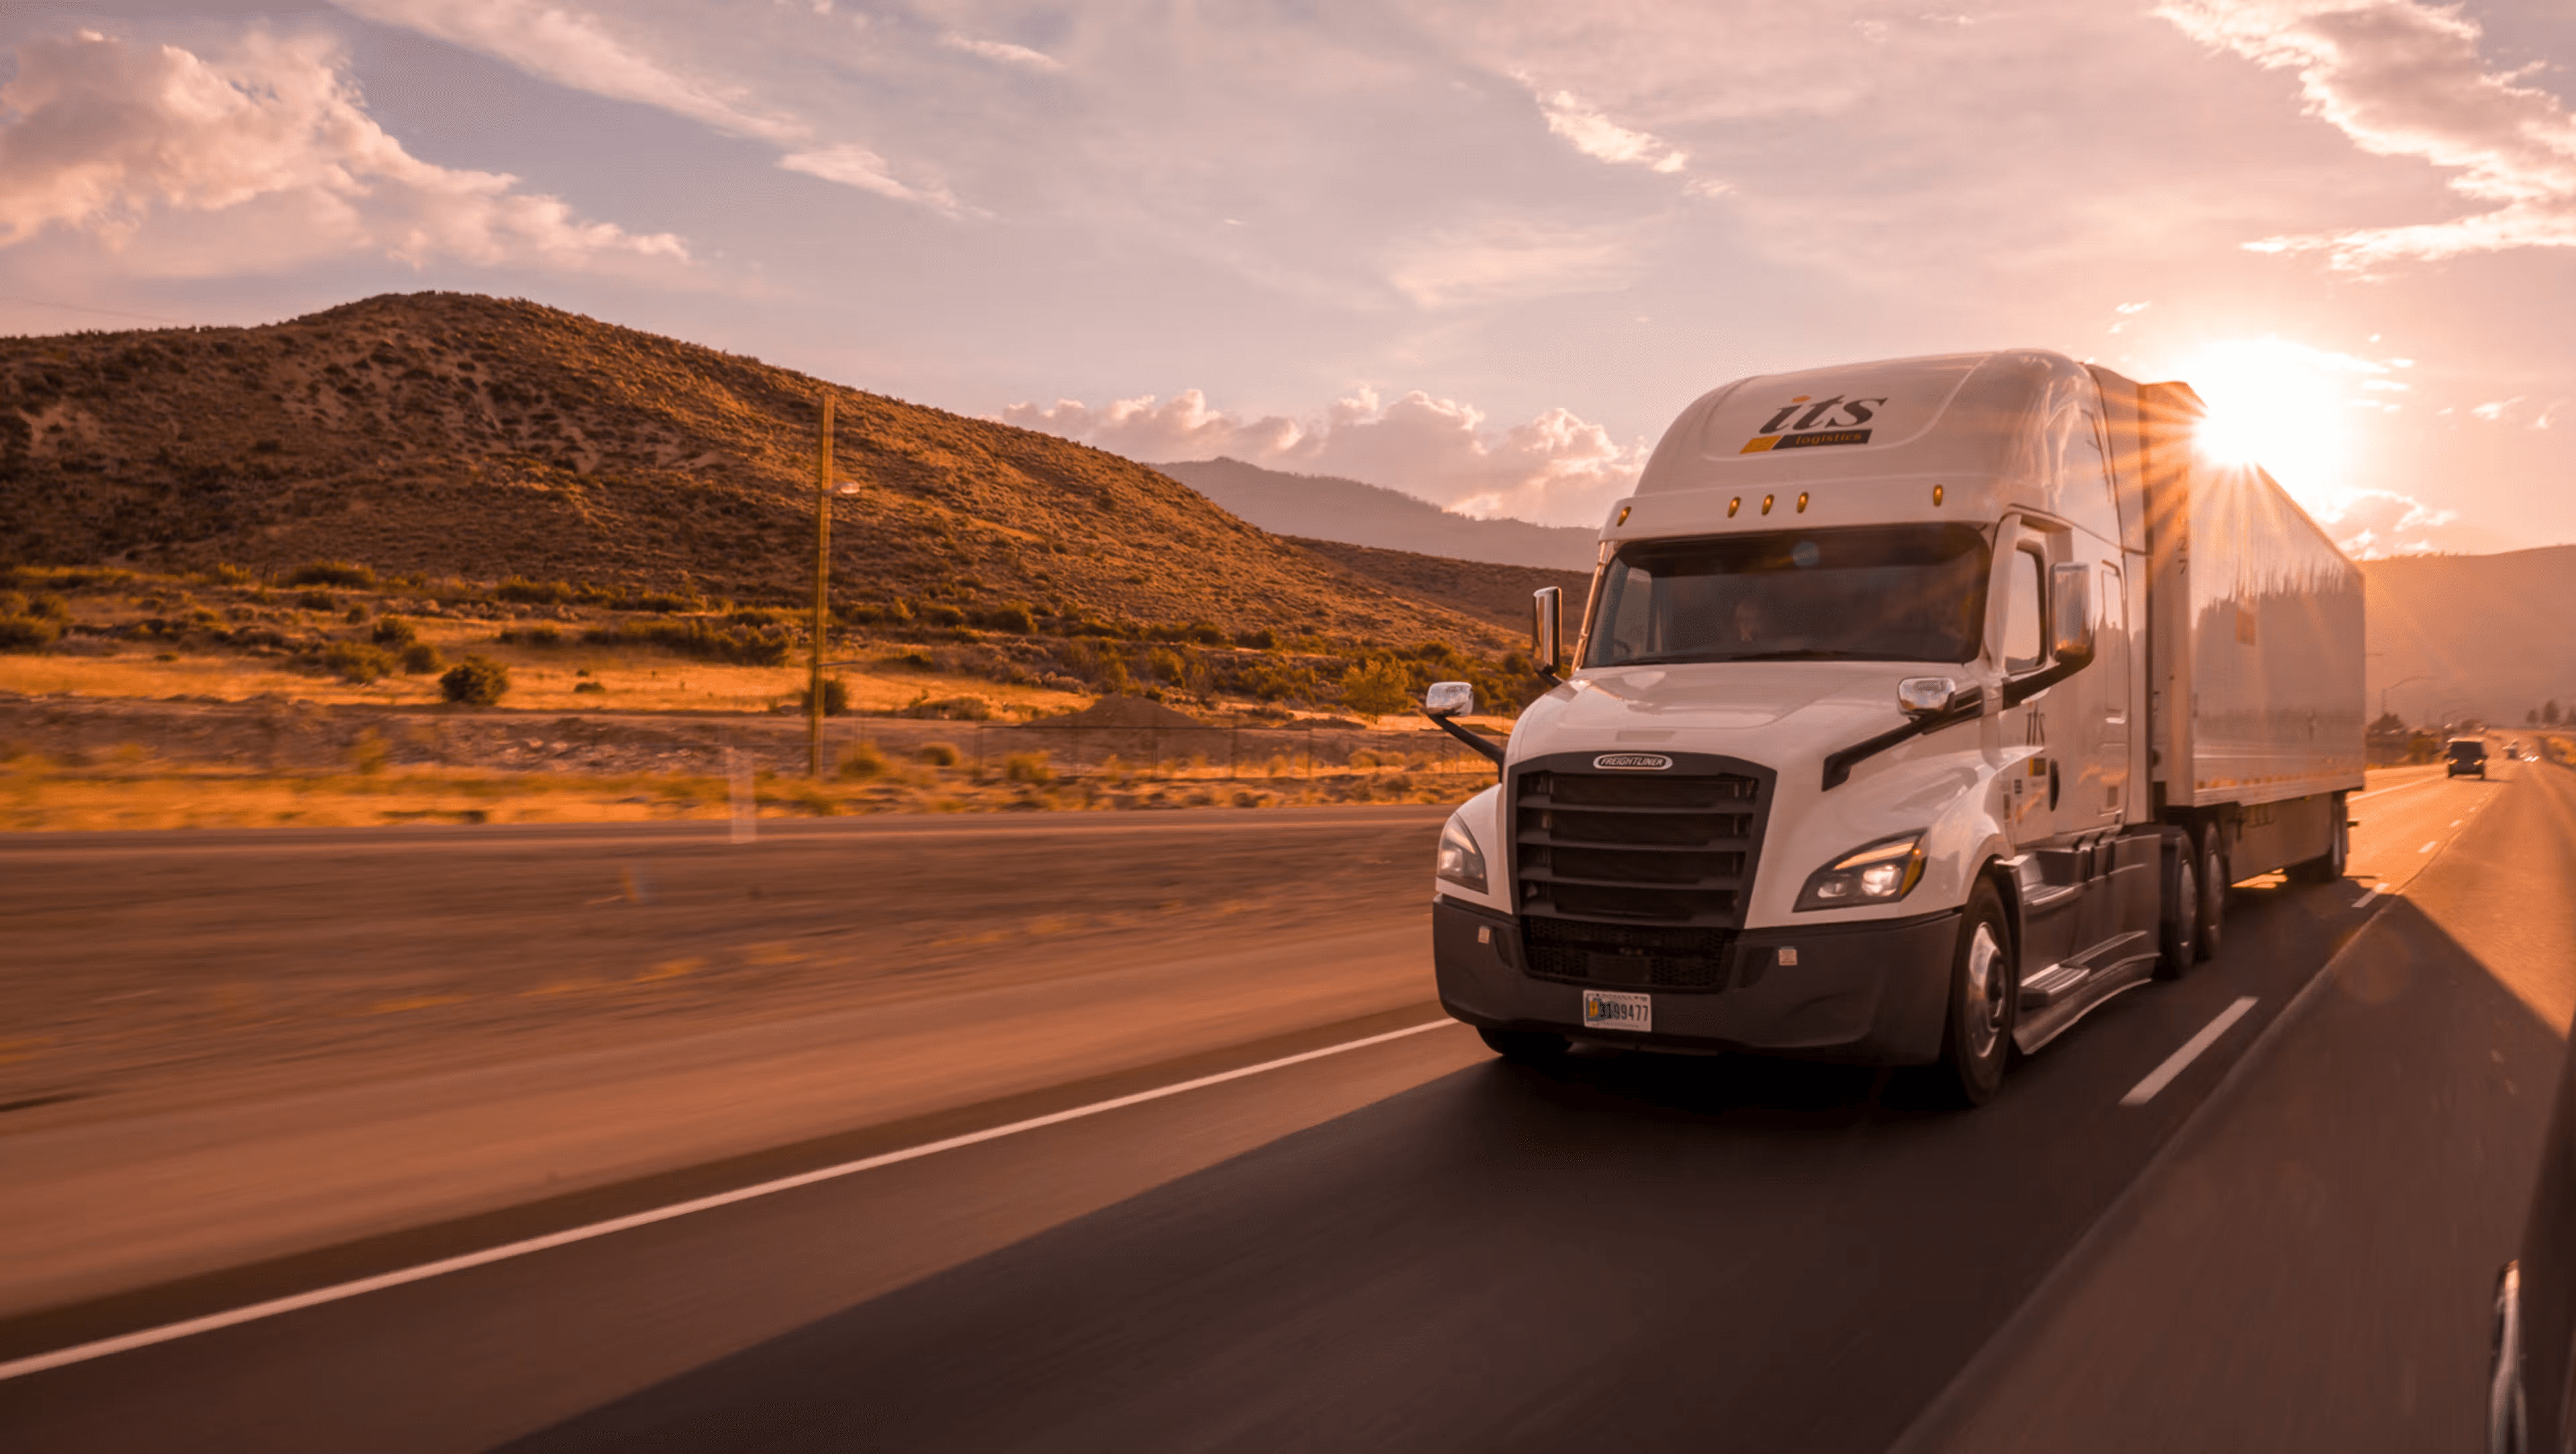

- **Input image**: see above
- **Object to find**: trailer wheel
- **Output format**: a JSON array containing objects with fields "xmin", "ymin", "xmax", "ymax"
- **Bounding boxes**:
[
  {"xmin": 1934, "ymin": 881, "xmax": 2015, "ymax": 1107},
  {"xmin": 1478, "ymin": 1029, "xmax": 1567, "ymax": 1063},
  {"xmin": 2288, "ymin": 794, "xmax": 2349, "ymax": 884},
  {"xmin": 2196, "ymin": 829, "xmax": 2228, "ymax": 962},
  {"xmin": 2156, "ymin": 839, "xmax": 2198, "ymax": 979}
]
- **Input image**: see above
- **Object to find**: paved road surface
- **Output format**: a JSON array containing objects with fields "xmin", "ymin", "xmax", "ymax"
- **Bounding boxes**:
[{"xmin": 1, "ymin": 763, "xmax": 2564, "ymax": 1449}]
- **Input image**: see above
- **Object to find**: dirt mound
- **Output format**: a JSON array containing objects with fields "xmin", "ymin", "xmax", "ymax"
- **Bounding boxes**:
[
  {"xmin": 0, "ymin": 292, "xmax": 1502, "ymax": 650},
  {"xmin": 1029, "ymin": 694, "xmax": 1211, "ymax": 730}
]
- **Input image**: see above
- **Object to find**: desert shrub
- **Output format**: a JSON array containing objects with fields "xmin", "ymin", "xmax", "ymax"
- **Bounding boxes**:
[
  {"xmin": 206, "ymin": 562, "xmax": 256, "ymax": 585},
  {"xmin": 837, "ymin": 742, "xmax": 888, "ymax": 780},
  {"xmin": 295, "ymin": 589, "xmax": 337, "ymax": 612},
  {"xmin": 440, "ymin": 655, "xmax": 511, "ymax": 705},
  {"xmin": 917, "ymin": 741, "xmax": 960, "ymax": 768},
  {"xmin": 634, "ymin": 590, "xmax": 701, "ymax": 613},
  {"xmin": 573, "ymin": 680, "xmax": 607, "ymax": 694},
  {"xmin": 372, "ymin": 615, "xmax": 419, "ymax": 648},
  {"xmin": 495, "ymin": 576, "xmax": 573, "ymax": 605},
  {"xmin": 1349, "ymin": 749, "xmax": 1379, "ymax": 770},
  {"xmin": 1179, "ymin": 620, "xmax": 1227, "ymax": 645},
  {"xmin": 344, "ymin": 606, "xmax": 368, "ymax": 623},
  {"xmin": 1002, "ymin": 751, "xmax": 1053, "ymax": 784},
  {"xmin": 1414, "ymin": 641, "xmax": 1457, "ymax": 662},
  {"xmin": 578, "ymin": 619, "xmax": 792, "ymax": 666},
  {"xmin": 794, "ymin": 677, "xmax": 853, "ymax": 716},
  {"xmin": 25, "ymin": 593, "xmax": 69, "ymax": 622},
  {"xmin": 0, "ymin": 615, "xmax": 62, "ymax": 652},
  {"xmin": 1338, "ymin": 658, "xmax": 1414, "ymax": 721},
  {"xmin": 498, "ymin": 625, "xmax": 565, "ymax": 647},
  {"xmin": 321, "ymin": 640, "xmax": 393, "ymax": 683},
  {"xmin": 285, "ymin": 560, "xmax": 376, "ymax": 588},
  {"xmin": 1234, "ymin": 627, "xmax": 1281, "ymax": 650},
  {"xmin": 977, "ymin": 602, "xmax": 1035, "ymax": 633},
  {"xmin": 400, "ymin": 642, "xmax": 443, "ymax": 674},
  {"xmin": 905, "ymin": 694, "xmax": 992, "ymax": 721},
  {"xmin": 917, "ymin": 603, "xmax": 967, "ymax": 629},
  {"xmin": 351, "ymin": 729, "xmax": 390, "ymax": 776}
]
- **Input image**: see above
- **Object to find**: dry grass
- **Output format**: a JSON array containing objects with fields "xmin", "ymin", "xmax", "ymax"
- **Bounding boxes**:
[
  {"xmin": 0, "ymin": 752, "xmax": 1484, "ymax": 831},
  {"xmin": 0, "ymin": 633, "xmax": 1087, "ymax": 718}
]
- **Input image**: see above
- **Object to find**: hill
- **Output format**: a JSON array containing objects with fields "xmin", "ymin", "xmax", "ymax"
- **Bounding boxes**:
[
  {"xmin": 1153, "ymin": 458, "xmax": 1599, "ymax": 570},
  {"xmin": 0, "ymin": 294, "xmax": 1505, "ymax": 649},
  {"xmin": 2362, "ymin": 546, "xmax": 2576, "ymax": 728},
  {"xmin": 1287, "ymin": 538, "xmax": 1592, "ymax": 631}
]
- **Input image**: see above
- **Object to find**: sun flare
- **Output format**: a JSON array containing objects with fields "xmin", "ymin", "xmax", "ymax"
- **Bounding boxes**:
[{"xmin": 2170, "ymin": 339, "xmax": 2380, "ymax": 515}]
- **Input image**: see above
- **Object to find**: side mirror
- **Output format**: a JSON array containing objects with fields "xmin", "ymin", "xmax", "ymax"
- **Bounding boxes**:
[
  {"xmin": 1533, "ymin": 586, "xmax": 1563, "ymax": 674},
  {"xmin": 2050, "ymin": 562, "xmax": 2095, "ymax": 666},
  {"xmin": 1424, "ymin": 681, "xmax": 1474, "ymax": 718},
  {"xmin": 1898, "ymin": 676, "xmax": 1959, "ymax": 715},
  {"xmin": 1898, "ymin": 676, "xmax": 1984, "ymax": 718}
]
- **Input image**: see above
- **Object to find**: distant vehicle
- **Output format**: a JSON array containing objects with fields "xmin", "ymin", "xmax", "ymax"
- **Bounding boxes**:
[
  {"xmin": 1423, "ymin": 349, "xmax": 2365, "ymax": 1104},
  {"xmin": 2451, "ymin": 738, "xmax": 2491, "ymax": 778}
]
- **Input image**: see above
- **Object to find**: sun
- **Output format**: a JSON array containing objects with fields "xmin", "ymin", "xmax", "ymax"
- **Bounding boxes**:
[{"xmin": 2170, "ymin": 338, "xmax": 2366, "ymax": 511}]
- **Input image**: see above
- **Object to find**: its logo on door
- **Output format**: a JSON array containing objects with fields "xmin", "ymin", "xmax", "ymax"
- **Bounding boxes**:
[{"xmin": 1741, "ymin": 394, "xmax": 1888, "ymax": 454}]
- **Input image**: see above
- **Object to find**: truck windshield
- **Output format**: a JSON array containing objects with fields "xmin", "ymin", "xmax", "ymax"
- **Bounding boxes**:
[{"xmin": 1586, "ymin": 524, "xmax": 1991, "ymax": 668}]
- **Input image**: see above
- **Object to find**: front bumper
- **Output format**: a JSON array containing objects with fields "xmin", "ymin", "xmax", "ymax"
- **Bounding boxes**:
[{"xmin": 1433, "ymin": 897, "xmax": 1958, "ymax": 1065}]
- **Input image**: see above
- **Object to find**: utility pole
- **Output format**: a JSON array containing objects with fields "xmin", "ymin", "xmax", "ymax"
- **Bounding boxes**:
[{"xmin": 810, "ymin": 392, "xmax": 834, "ymax": 778}]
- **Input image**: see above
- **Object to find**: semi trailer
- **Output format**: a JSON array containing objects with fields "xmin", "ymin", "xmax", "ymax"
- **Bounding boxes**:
[{"xmin": 1424, "ymin": 348, "xmax": 2365, "ymax": 1103}]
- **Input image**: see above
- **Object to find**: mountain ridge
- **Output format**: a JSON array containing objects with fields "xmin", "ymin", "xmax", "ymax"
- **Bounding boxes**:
[{"xmin": 1153, "ymin": 456, "xmax": 1598, "ymax": 570}]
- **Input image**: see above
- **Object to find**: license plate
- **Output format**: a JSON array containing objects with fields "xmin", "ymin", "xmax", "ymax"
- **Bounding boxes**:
[{"xmin": 1581, "ymin": 989, "xmax": 1652, "ymax": 1033}]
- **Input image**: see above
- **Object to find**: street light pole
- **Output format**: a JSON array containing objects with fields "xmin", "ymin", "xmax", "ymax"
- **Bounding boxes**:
[
  {"xmin": 2382, "ymin": 673, "xmax": 2432, "ymax": 721},
  {"xmin": 810, "ymin": 393, "xmax": 833, "ymax": 779}
]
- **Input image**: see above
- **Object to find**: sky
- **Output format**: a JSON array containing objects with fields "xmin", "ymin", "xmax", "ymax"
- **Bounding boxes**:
[{"xmin": 1, "ymin": 1, "xmax": 2572, "ymax": 556}]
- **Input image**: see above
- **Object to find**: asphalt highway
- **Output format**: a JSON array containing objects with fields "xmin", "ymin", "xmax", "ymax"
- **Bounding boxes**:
[{"xmin": 1, "ymin": 759, "xmax": 2563, "ymax": 1451}]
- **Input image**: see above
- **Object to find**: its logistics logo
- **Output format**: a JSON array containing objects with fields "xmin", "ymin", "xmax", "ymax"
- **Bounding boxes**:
[{"xmin": 1741, "ymin": 394, "xmax": 1888, "ymax": 454}]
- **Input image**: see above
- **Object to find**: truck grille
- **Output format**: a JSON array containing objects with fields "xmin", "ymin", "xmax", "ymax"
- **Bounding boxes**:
[
  {"xmin": 1522, "ymin": 918, "xmax": 1735, "ymax": 990},
  {"xmin": 1510, "ymin": 756, "xmax": 1772, "ymax": 929}
]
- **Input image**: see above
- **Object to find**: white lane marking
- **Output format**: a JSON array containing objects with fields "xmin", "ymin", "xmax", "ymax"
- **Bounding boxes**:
[
  {"xmin": 2420, "ymin": 841, "xmax": 2438, "ymax": 854},
  {"xmin": 2453, "ymin": 819, "xmax": 2464, "ymax": 828},
  {"xmin": 2351, "ymin": 776, "xmax": 2444, "ymax": 802},
  {"xmin": 2353, "ymin": 886, "xmax": 2383, "ymax": 909},
  {"xmin": 2122, "ymin": 996, "xmax": 2260, "ymax": 1106},
  {"xmin": 0, "ymin": 1018, "xmax": 1459, "ymax": 1383}
]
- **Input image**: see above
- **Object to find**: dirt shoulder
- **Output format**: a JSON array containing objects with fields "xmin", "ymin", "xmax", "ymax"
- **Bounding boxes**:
[{"xmin": 0, "ymin": 811, "xmax": 1455, "ymax": 1316}]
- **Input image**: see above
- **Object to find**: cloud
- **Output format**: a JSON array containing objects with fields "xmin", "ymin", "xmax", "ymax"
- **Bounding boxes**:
[
  {"xmin": 2158, "ymin": 0, "xmax": 2576, "ymax": 268},
  {"xmin": 331, "ymin": 0, "xmax": 964, "ymax": 212},
  {"xmin": 1383, "ymin": 218, "xmax": 1637, "ymax": 309},
  {"xmin": 2317, "ymin": 487, "xmax": 2457, "ymax": 557},
  {"xmin": 939, "ymin": 34, "xmax": 1065, "ymax": 73},
  {"xmin": 0, "ymin": 27, "xmax": 686, "ymax": 272},
  {"xmin": 1530, "ymin": 86, "xmax": 1688, "ymax": 173},
  {"xmin": 1002, "ymin": 385, "xmax": 1645, "ymax": 525},
  {"xmin": 2470, "ymin": 397, "xmax": 2524, "ymax": 422}
]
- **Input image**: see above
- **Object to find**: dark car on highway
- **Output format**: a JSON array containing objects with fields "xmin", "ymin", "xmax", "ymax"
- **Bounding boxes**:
[{"xmin": 2452, "ymin": 738, "xmax": 2491, "ymax": 778}]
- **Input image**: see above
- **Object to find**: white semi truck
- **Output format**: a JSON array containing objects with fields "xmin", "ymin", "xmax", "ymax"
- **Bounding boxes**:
[{"xmin": 1424, "ymin": 349, "xmax": 2365, "ymax": 1104}]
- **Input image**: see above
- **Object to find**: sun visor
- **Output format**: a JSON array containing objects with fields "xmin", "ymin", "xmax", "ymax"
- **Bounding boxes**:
[{"xmin": 1692, "ymin": 354, "xmax": 1986, "ymax": 462}]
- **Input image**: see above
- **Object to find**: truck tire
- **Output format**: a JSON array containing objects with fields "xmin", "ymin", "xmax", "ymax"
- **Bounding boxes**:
[
  {"xmin": 1935, "ymin": 881, "xmax": 2015, "ymax": 1106},
  {"xmin": 2156, "ymin": 837, "xmax": 2198, "ymax": 979},
  {"xmin": 1478, "ymin": 1028, "xmax": 1567, "ymax": 1063},
  {"xmin": 2196, "ymin": 829, "xmax": 2228, "ymax": 962},
  {"xmin": 2288, "ymin": 794, "xmax": 2349, "ymax": 884}
]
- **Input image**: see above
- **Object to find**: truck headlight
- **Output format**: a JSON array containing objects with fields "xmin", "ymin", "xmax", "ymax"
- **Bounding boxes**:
[
  {"xmin": 1436, "ymin": 814, "xmax": 1488, "ymax": 894},
  {"xmin": 1795, "ymin": 833, "xmax": 1925, "ymax": 911}
]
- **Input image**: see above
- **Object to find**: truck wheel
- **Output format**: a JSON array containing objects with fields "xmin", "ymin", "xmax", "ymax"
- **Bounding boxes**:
[
  {"xmin": 2156, "ymin": 839, "xmax": 2199, "ymax": 979},
  {"xmin": 1478, "ymin": 1028, "xmax": 1567, "ymax": 1063},
  {"xmin": 1935, "ymin": 882, "xmax": 2015, "ymax": 1106},
  {"xmin": 2196, "ymin": 829, "xmax": 2228, "ymax": 962},
  {"xmin": 2288, "ymin": 795, "xmax": 2349, "ymax": 884}
]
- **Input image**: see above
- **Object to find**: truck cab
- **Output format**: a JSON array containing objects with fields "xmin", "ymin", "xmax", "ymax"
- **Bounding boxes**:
[{"xmin": 1425, "ymin": 349, "xmax": 2362, "ymax": 1104}]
